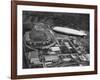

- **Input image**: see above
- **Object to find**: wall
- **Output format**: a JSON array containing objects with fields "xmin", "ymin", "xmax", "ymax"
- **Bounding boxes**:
[{"xmin": 0, "ymin": 0, "xmax": 99, "ymax": 80}]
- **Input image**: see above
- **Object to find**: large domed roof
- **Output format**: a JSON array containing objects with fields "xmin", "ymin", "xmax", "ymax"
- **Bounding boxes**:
[{"xmin": 24, "ymin": 23, "xmax": 56, "ymax": 49}]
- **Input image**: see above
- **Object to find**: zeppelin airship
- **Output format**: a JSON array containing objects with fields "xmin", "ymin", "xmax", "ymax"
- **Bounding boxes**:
[{"xmin": 53, "ymin": 26, "xmax": 87, "ymax": 36}]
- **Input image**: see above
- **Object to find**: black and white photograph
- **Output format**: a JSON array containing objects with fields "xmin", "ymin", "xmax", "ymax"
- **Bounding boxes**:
[
  {"xmin": 22, "ymin": 11, "xmax": 90, "ymax": 69},
  {"xmin": 11, "ymin": 1, "xmax": 97, "ymax": 79}
]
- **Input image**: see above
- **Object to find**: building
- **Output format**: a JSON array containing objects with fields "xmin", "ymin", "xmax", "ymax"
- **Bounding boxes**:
[{"xmin": 44, "ymin": 55, "xmax": 59, "ymax": 62}]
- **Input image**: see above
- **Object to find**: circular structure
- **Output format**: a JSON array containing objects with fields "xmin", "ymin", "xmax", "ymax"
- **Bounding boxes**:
[{"xmin": 24, "ymin": 23, "xmax": 56, "ymax": 50}]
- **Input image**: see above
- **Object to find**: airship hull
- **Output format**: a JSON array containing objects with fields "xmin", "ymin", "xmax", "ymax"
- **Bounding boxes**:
[{"xmin": 53, "ymin": 27, "xmax": 87, "ymax": 37}]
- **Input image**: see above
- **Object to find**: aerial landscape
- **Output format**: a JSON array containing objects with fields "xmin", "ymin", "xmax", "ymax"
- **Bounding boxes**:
[{"xmin": 22, "ymin": 11, "xmax": 90, "ymax": 69}]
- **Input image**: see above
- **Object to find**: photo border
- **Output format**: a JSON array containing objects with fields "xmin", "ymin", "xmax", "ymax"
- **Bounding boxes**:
[{"xmin": 11, "ymin": 0, "xmax": 97, "ymax": 79}]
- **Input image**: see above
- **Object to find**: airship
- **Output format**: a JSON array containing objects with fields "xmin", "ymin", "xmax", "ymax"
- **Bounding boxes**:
[{"xmin": 53, "ymin": 26, "xmax": 87, "ymax": 36}]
